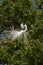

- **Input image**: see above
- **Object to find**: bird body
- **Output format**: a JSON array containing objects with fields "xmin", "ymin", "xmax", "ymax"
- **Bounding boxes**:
[
  {"xmin": 10, "ymin": 23, "xmax": 27, "ymax": 40},
  {"xmin": 10, "ymin": 30, "xmax": 24, "ymax": 39}
]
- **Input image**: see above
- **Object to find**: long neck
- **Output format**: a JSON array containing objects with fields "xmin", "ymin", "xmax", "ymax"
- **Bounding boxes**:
[{"xmin": 23, "ymin": 25, "xmax": 27, "ymax": 32}]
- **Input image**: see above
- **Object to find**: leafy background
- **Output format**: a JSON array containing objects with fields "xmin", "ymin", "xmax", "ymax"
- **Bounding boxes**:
[{"xmin": 0, "ymin": 0, "xmax": 43, "ymax": 65}]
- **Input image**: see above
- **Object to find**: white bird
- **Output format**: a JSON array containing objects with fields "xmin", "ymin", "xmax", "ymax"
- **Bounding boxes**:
[{"xmin": 10, "ymin": 23, "xmax": 27, "ymax": 40}]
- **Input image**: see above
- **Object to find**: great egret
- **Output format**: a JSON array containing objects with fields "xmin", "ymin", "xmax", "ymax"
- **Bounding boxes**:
[{"xmin": 10, "ymin": 23, "xmax": 27, "ymax": 40}]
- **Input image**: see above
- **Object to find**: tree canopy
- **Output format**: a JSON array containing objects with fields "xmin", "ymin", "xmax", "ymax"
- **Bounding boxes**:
[{"xmin": 0, "ymin": 0, "xmax": 43, "ymax": 65}]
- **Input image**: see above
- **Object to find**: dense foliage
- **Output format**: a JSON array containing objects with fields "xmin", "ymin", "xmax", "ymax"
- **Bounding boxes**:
[{"xmin": 0, "ymin": 0, "xmax": 43, "ymax": 65}]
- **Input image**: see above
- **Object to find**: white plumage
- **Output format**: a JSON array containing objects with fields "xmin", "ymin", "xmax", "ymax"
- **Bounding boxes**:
[
  {"xmin": 10, "ymin": 23, "xmax": 27, "ymax": 40},
  {"xmin": 20, "ymin": 23, "xmax": 24, "ymax": 30},
  {"xmin": 0, "ymin": 23, "xmax": 27, "ymax": 40}
]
